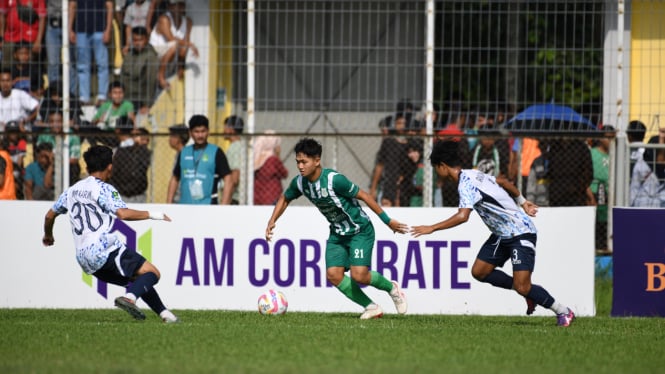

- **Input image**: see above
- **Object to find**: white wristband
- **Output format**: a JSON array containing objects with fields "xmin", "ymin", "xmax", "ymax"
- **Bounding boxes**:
[
  {"xmin": 148, "ymin": 211, "xmax": 165, "ymax": 220},
  {"xmin": 515, "ymin": 195, "xmax": 527, "ymax": 206}
]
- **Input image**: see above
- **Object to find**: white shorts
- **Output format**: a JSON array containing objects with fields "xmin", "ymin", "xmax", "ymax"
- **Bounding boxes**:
[{"xmin": 151, "ymin": 40, "xmax": 177, "ymax": 59}]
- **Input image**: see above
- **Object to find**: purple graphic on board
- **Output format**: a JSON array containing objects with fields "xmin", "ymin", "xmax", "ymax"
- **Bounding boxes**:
[{"xmin": 612, "ymin": 208, "xmax": 665, "ymax": 317}]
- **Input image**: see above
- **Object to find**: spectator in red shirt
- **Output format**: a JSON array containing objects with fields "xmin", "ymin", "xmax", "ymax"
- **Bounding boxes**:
[
  {"xmin": 0, "ymin": 0, "xmax": 47, "ymax": 65},
  {"xmin": 253, "ymin": 131, "xmax": 288, "ymax": 205}
]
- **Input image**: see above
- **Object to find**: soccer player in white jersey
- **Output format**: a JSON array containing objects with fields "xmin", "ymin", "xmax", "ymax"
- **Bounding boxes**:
[
  {"xmin": 42, "ymin": 145, "xmax": 179, "ymax": 323},
  {"xmin": 265, "ymin": 138, "xmax": 409, "ymax": 319},
  {"xmin": 410, "ymin": 140, "xmax": 575, "ymax": 327}
]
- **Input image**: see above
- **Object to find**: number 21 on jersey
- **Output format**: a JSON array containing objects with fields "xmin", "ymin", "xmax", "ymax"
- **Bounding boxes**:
[{"xmin": 353, "ymin": 248, "xmax": 365, "ymax": 259}]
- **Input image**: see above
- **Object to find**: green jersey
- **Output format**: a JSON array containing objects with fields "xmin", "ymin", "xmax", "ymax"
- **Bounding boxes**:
[
  {"xmin": 284, "ymin": 168, "xmax": 371, "ymax": 236},
  {"xmin": 590, "ymin": 147, "xmax": 610, "ymax": 222}
]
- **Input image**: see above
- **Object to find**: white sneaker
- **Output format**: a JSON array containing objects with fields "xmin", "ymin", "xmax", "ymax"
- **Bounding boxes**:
[
  {"xmin": 161, "ymin": 310, "xmax": 180, "ymax": 324},
  {"xmin": 360, "ymin": 303, "xmax": 383, "ymax": 319},
  {"xmin": 389, "ymin": 281, "xmax": 407, "ymax": 314}
]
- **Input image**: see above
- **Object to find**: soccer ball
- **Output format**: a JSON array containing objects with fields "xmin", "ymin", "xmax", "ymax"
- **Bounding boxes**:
[{"xmin": 257, "ymin": 289, "xmax": 288, "ymax": 315}]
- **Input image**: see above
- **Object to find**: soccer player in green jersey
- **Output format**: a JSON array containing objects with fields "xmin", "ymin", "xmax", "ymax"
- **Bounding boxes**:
[{"xmin": 265, "ymin": 138, "xmax": 409, "ymax": 319}]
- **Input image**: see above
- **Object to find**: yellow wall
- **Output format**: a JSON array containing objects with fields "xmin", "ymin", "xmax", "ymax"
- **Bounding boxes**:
[
  {"xmin": 147, "ymin": 77, "xmax": 186, "ymax": 203},
  {"xmin": 147, "ymin": 2, "xmax": 237, "ymax": 202},
  {"xmin": 207, "ymin": 1, "xmax": 235, "ymax": 151},
  {"xmin": 630, "ymin": 1, "xmax": 665, "ymax": 138}
]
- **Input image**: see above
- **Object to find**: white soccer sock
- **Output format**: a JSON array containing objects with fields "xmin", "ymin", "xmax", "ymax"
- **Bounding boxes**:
[
  {"xmin": 550, "ymin": 301, "xmax": 568, "ymax": 315},
  {"xmin": 124, "ymin": 293, "xmax": 137, "ymax": 302}
]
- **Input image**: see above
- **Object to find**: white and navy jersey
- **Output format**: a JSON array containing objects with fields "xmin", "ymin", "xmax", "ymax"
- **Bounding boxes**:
[
  {"xmin": 458, "ymin": 169, "xmax": 537, "ymax": 239},
  {"xmin": 51, "ymin": 176, "xmax": 128, "ymax": 274}
]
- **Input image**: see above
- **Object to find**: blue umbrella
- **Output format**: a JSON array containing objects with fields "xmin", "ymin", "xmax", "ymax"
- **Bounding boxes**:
[{"xmin": 503, "ymin": 103, "xmax": 596, "ymax": 132}]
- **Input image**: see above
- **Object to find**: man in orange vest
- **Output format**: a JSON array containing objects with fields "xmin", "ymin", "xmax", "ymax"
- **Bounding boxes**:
[{"xmin": 0, "ymin": 138, "xmax": 16, "ymax": 199}]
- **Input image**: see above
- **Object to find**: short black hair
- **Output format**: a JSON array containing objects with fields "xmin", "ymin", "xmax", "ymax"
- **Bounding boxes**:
[
  {"xmin": 134, "ymin": 127, "xmax": 150, "ymax": 136},
  {"xmin": 46, "ymin": 80, "xmax": 63, "ymax": 97},
  {"xmin": 84, "ymin": 145, "xmax": 113, "ymax": 173},
  {"xmin": 109, "ymin": 81, "xmax": 124, "ymax": 91},
  {"xmin": 627, "ymin": 120, "xmax": 646, "ymax": 142},
  {"xmin": 294, "ymin": 138, "xmax": 322, "ymax": 158},
  {"xmin": 47, "ymin": 109, "xmax": 64, "ymax": 119},
  {"xmin": 13, "ymin": 41, "xmax": 31, "ymax": 53},
  {"xmin": 430, "ymin": 140, "xmax": 461, "ymax": 167},
  {"xmin": 115, "ymin": 115, "xmax": 134, "ymax": 132},
  {"xmin": 131, "ymin": 26, "xmax": 149, "ymax": 37},
  {"xmin": 224, "ymin": 115, "xmax": 244, "ymax": 134},
  {"xmin": 36, "ymin": 142, "xmax": 53, "ymax": 154},
  {"xmin": 407, "ymin": 138, "xmax": 423, "ymax": 153},
  {"xmin": 189, "ymin": 114, "xmax": 209, "ymax": 129},
  {"xmin": 169, "ymin": 124, "xmax": 190, "ymax": 144}
]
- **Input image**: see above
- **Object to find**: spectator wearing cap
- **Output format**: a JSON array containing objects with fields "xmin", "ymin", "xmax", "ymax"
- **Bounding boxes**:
[
  {"xmin": 4, "ymin": 120, "xmax": 26, "ymax": 178},
  {"xmin": 222, "ymin": 115, "xmax": 244, "ymax": 204},
  {"xmin": 167, "ymin": 123, "xmax": 189, "ymax": 203},
  {"xmin": 0, "ymin": 68, "xmax": 39, "ymax": 133}
]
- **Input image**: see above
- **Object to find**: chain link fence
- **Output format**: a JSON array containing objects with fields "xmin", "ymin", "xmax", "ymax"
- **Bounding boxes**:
[{"xmin": 1, "ymin": 1, "xmax": 665, "ymax": 252}]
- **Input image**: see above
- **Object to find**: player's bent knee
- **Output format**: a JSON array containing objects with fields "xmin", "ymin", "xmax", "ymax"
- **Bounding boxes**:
[
  {"xmin": 471, "ymin": 269, "xmax": 488, "ymax": 281},
  {"xmin": 349, "ymin": 270, "xmax": 371, "ymax": 285},
  {"xmin": 326, "ymin": 271, "xmax": 343, "ymax": 286},
  {"xmin": 138, "ymin": 261, "xmax": 161, "ymax": 280},
  {"xmin": 513, "ymin": 283, "xmax": 531, "ymax": 296}
]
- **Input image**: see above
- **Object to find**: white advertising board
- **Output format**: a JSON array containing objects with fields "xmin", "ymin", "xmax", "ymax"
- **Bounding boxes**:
[{"xmin": 0, "ymin": 201, "xmax": 595, "ymax": 316}]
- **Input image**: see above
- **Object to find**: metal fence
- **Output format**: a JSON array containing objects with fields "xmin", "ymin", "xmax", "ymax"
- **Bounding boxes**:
[{"xmin": 2, "ymin": 1, "xmax": 665, "ymax": 252}]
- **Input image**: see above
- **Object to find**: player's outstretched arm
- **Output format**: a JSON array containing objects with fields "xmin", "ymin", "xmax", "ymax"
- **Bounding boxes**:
[
  {"xmin": 356, "ymin": 189, "xmax": 408, "ymax": 234},
  {"xmin": 496, "ymin": 175, "xmax": 538, "ymax": 217},
  {"xmin": 410, "ymin": 208, "xmax": 471, "ymax": 238},
  {"xmin": 266, "ymin": 194, "xmax": 290, "ymax": 242},
  {"xmin": 42, "ymin": 209, "xmax": 58, "ymax": 246},
  {"xmin": 116, "ymin": 208, "xmax": 172, "ymax": 222}
]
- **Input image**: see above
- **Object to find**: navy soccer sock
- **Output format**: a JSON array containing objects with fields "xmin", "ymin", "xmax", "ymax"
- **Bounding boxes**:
[
  {"xmin": 480, "ymin": 269, "xmax": 514, "ymax": 289},
  {"xmin": 526, "ymin": 284, "xmax": 555, "ymax": 308},
  {"xmin": 127, "ymin": 272, "xmax": 159, "ymax": 299},
  {"xmin": 141, "ymin": 288, "xmax": 167, "ymax": 315}
]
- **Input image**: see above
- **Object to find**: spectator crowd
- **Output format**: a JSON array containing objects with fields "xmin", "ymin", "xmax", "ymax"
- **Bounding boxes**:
[
  {"xmin": 0, "ymin": 1, "xmax": 662, "ymax": 258},
  {"xmin": 0, "ymin": 0, "xmax": 196, "ymax": 201}
]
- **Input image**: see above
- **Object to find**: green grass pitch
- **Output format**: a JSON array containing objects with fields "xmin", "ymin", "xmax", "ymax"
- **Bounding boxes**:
[{"xmin": 1, "ymin": 279, "xmax": 663, "ymax": 373}]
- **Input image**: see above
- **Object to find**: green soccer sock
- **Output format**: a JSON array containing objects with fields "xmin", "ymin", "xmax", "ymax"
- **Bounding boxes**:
[
  {"xmin": 336, "ymin": 276, "xmax": 373, "ymax": 308},
  {"xmin": 369, "ymin": 270, "xmax": 394, "ymax": 293}
]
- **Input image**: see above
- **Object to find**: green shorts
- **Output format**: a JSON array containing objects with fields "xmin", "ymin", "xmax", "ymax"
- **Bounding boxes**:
[{"xmin": 325, "ymin": 223, "xmax": 375, "ymax": 269}]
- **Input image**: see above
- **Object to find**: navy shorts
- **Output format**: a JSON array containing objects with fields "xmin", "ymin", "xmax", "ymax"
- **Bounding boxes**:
[
  {"xmin": 92, "ymin": 248, "xmax": 146, "ymax": 287},
  {"xmin": 477, "ymin": 233, "xmax": 537, "ymax": 272}
]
